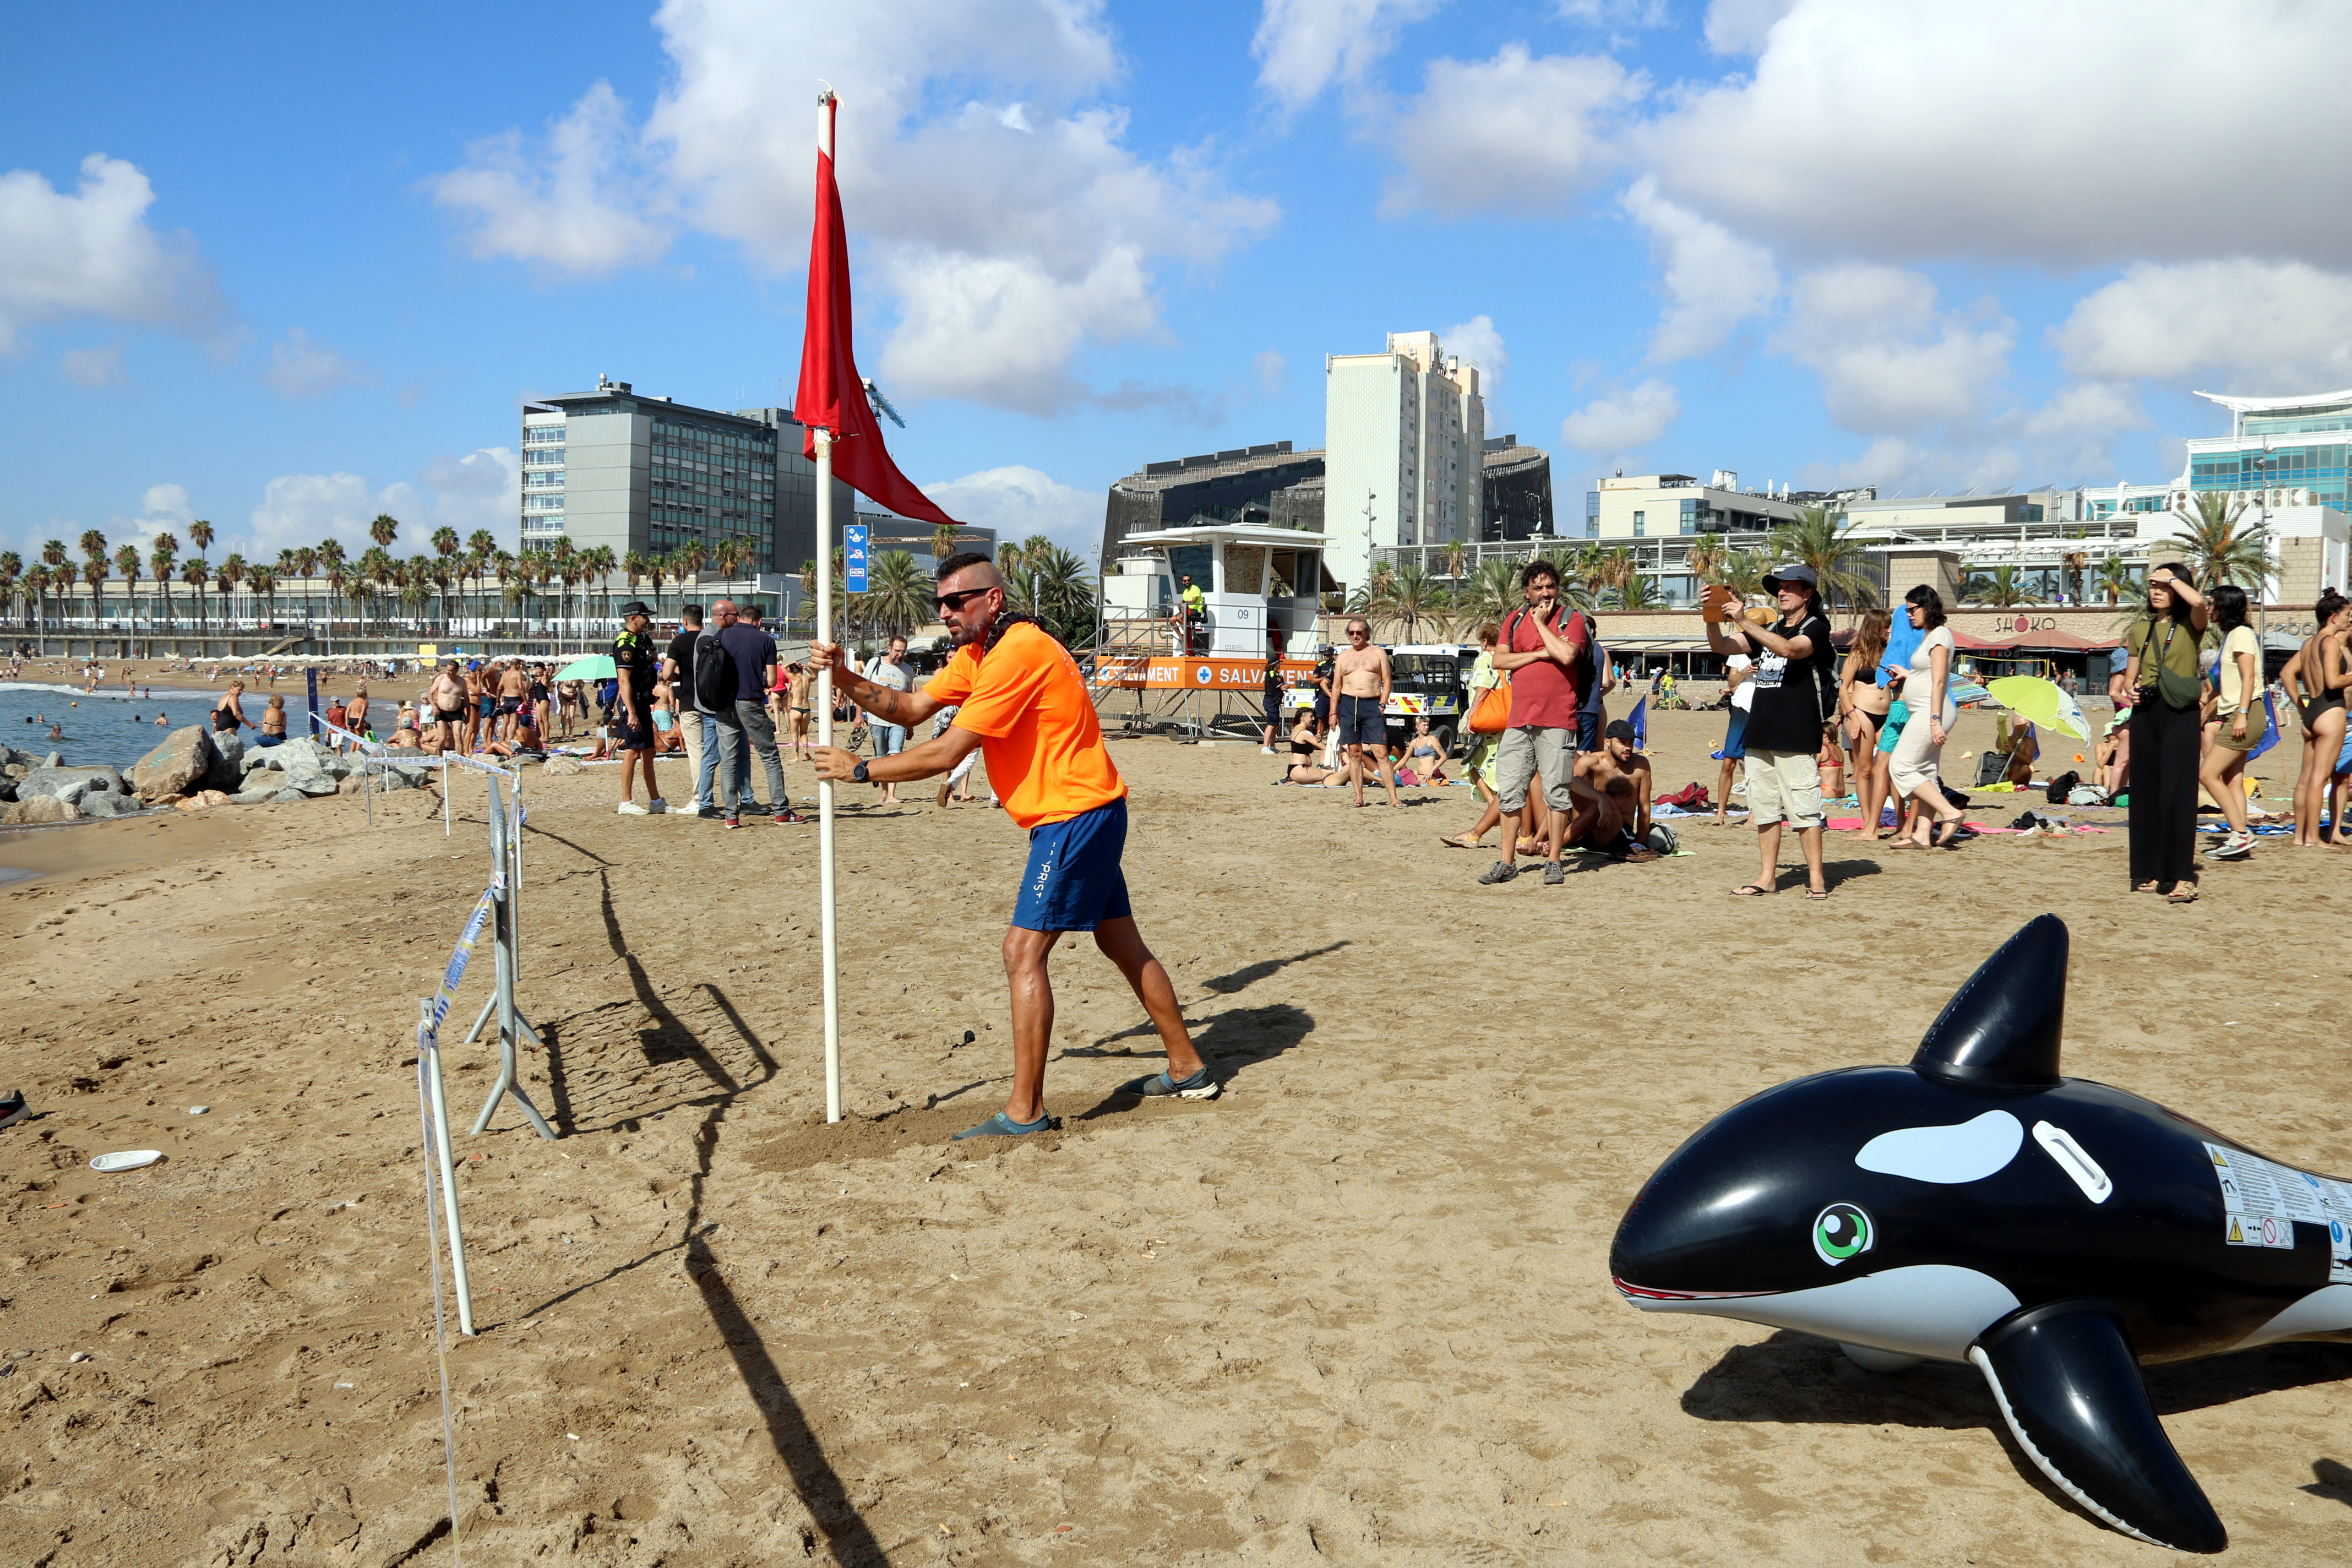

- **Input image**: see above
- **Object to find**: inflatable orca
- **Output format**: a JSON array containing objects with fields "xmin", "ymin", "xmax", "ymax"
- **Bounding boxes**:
[{"xmin": 1610, "ymin": 914, "xmax": 2352, "ymax": 1553}]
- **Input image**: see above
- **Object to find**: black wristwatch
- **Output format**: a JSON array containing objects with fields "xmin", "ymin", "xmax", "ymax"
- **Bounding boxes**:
[{"xmin": 852, "ymin": 760, "xmax": 869, "ymax": 783}]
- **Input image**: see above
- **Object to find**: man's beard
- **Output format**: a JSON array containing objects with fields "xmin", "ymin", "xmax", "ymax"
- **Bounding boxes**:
[{"xmin": 948, "ymin": 609, "xmax": 994, "ymax": 648}]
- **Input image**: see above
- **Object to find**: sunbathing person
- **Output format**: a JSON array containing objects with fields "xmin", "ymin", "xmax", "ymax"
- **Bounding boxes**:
[
  {"xmin": 1402, "ymin": 716, "xmax": 1451, "ymax": 785},
  {"xmin": 1562, "ymin": 720, "xmax": 1659, "ymax": 862}
]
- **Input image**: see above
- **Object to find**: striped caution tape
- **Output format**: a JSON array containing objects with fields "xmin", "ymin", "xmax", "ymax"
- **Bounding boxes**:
[{"xmin": 426, "ymin": 888, "xmax": 497, "ymax": 1037}]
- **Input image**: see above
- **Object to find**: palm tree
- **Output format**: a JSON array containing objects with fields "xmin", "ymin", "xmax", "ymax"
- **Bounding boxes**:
[
  {"xmin": 218, "ymin": 554, "xmax": 248, "ymax": 640},
  {"xmin": 2169, "ymin": 490, "xmax": 2272, "ymax": 591},
  {"xmin": 24, "ymin": 567, "xmax": 47, "ymax": 652},
  {"xmin": 1456, "ymin": 559, "xmax": 1520, "ymax": 629},
  {"xmin": 2094, "ymin": 555, "xmax": 2137, "ymax": 606},
  {"xmin": 862, "ymin": 549, "xmax": 934, "ymax": 638},
  {"xmin": 0, "ymin": 552, "xmax": 19, "ymax": 638},
  {"xmin": 644, "ymin": 552, "xmax": 669, "ymax": 624},
  {"xmin": 77, "ymin": 530, "xmax": 107, "ymax": 640},
  {"xmin": 1963, "ymin": 565, "xmax": 2031, "ymax": 608},
  {"xmin": 252, "ymin": 568, "xmax": 279, "ymax": 634},
  {"xmin": 360, "ymin": 547, "xmax": 394, "ymax": 638},
  {"xmin": 187, "ymin": 518, "xmax": 215, "ymax": 651},
  {"xmin": 1763, "ymin": 505, "xmax": 1880, "ymax": 617},
  {"xmin": 1684, "ymin": 539, "xmax": 1727, "ymax": 589},
  {"xmin": 112, "ymin": 543, "xmax": 142, "ymax": 654},
  {"xmin": 182, "ymin": 555, "xmax": 210, "ymax": 649},
  {"xmin": 1440, "ymin": 538, "xmax": 1469, "ymax": 584},
  {"xmin": 623, "ymin": 550, "xmax": 650, "ymax": 619},
  {"xmin": 369, "ymin": 512, "xmax": 399, "ymax": 553},
  {"xmin": 1614, "ymin": 574, "xmax": 1663, "ymax": 611},
  {"xmin": 318, "ymin": 538, "xmax": 348, "ymax": 654},
  {"xmin": 931, "ymin": 521, "xmax": 961, "ymax": 571},
  {"xmin": 430, "ymin": 527, "xmax": 461, "ymax": 634},
  {"xmin": 39, "ymin": 540, "xmax": 68, "ymax": 652},
  {"xmin": 2060, "ymin": 549, "xmax": 2089, "ymax": 606},
  {"xmin": 1388, "ymin": 563, "xmax": 1450, "ymax": 643},
  {"xmin": 148, "ymin": 533, "xmax": 178, "ymax": 644},
  {"xmin": 1347, "ymin": 562, "xmax": 1399, "ymax": 631},
  {"xmin": 1722, "ymin": 549, "xmax": 1768, "ymax": 600}
]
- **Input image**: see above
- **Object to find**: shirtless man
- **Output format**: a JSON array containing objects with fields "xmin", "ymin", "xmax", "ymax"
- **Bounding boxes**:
[
  {"xmin": 1331, "ymin": 619, "xmax": 1400, "ymax": 808},
  {"xmin": 1562, "ymin": 719, "xmax": 1659, "ymax": 862},
  {"xmin": 494, "ymin": 660, "xmax": 529, "ymax": 743},
  {"xmin": 427, "ymin": 661, "xmax": 468, "ymax": 755},
  {"xmin": 345, "ymin": 681, "xmax": 372, "ymax": 748}
]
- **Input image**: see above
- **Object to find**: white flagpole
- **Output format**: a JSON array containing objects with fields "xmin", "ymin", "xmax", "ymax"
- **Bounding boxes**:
[{"xmin": 814, "ymin": 90, "xmax": 843, "ymax": 1125}]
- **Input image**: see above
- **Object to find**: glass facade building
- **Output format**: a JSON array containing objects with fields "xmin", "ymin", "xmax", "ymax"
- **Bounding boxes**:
[
  {"xmin": 2186, "ymin": 389, "xmax": 2352, "ymax": 510},
  {"xmin": 521, "ymin": 378, "xmax": 853, "ymax": 574}
]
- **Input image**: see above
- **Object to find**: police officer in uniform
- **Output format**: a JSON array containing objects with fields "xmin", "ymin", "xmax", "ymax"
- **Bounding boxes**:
[{"xmin": 612, "ymin": 599, "xmax": 667, "ymax": 815}]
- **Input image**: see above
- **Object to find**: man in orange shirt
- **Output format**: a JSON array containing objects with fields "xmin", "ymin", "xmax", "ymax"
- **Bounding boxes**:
[{"xmin": 810, "ymin": 553, "xmax": 1215, "ymax": 1139}]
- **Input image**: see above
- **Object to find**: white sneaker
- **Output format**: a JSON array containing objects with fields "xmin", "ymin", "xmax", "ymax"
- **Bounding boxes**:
[
  {"xmin": 647, "ymin": 798, "xmax": 668, "ymax": 814},
  {"xmin": 617, "ymin": 801, "xmax": 649, "ymax": 815},
  {"xmin": 1259, "ymin": 746, "xmax": 1276, "ymax": 755}
]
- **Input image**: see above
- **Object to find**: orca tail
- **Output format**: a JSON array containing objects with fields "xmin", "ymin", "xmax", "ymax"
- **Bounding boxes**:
[{"xmin": 1911, "ymin": 913, "xmax": 2066, "ymax": 1087}]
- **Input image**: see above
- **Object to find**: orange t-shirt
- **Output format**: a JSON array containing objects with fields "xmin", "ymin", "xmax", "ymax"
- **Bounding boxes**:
[{"xmin": 924, "ymin": 623, "xmax": 1125, "ymax": 830}]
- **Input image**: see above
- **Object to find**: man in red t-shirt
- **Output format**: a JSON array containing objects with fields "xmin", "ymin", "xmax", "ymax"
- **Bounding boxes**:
[
  {"xmin": 1480, "ymin": 558, "xmax": 1587, "ymax": 888},
  {"xmin": 810, "ymin": 553, "xmax": 1214, "ymax": 1140}
]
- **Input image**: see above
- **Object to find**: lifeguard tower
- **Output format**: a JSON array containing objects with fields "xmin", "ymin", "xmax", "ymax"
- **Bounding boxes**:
[{"xmin": 1096, "ymin": 522, "xmax": 1331, "ymax": 734}]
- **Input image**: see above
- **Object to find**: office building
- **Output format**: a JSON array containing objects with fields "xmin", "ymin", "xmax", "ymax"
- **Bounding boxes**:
[
  {"xmin": 2187, "ymin": 387, "xmax": 2352, "ymax": 510},
  {"xmin": 521, "ymin": 375, "xmax": 853, "ymax": 573},
  {"xmin": 1324, "ymin": 330, "xmax": 1485, "ymax": 590},
  {"xmin": 1482, "ymin": 436, "xmax": 1554, "ymax": 541},
  {"xmin": 1100, "ymin": 442, "xmax": 1325, "ymax": 565},
  {"xmin": 1587, "ymin": 472, "xmax": 1807, "ymax": 540}
]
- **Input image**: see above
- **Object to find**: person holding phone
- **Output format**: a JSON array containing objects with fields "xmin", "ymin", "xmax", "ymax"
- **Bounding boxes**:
[{"xmin": 2113, "ymin": 561, "xmax": 2208, "ymax": 899}]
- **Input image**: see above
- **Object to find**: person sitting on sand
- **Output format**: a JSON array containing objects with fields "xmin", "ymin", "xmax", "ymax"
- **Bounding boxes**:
[
  {"xmin": 388, "ymin": 718, "xmax": 422, "ymax": 749},
  {"xmin": 1562, "ymin": 720, "xmax": 1659, "ymax": 862},
  {"xmin": 1403, "ymin": 716, "xmax": 1450, "ymax": 785}
]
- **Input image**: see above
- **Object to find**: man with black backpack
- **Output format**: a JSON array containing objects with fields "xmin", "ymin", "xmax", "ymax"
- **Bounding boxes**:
[
  {"xmin": 697, "ymin": 597, "xmax": 802, "ymax": 829},
  {"xmin": 1707, "ymin": 563, "xmax": 1836, "ymax": 899},
  {"xmin": 1479, "ymin": 559, "xmax": 1588, "ymax": 888}
]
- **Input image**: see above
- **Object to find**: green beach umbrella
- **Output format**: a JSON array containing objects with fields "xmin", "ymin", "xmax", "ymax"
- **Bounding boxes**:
[
  {"xmin": 555, "ymin": 654, "xmax": 617, "ymax": 682},
  {"xmin": 1986, "ymin": 675, "xmax": 2090, "ymax": 741}
]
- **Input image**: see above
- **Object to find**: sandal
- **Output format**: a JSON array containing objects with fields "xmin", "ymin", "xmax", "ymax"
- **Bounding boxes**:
[
  {"xmin": 1729, "ymin": 881, "xmax": 1775, "ymax": 896},
  {"xmin": 2168, "ymin": 885, "xmax": 2200, "ymax": 905},
  {"xmin": 1932, "ymin": 818, "xmax": 1965, "ymax": 849},
  {"xmin": 2134, "ymin": 880, "xmax": 2160, "ymax": 893},
  {"xmin": 1439, "ymin": 832, "xmax": 1486, "ymax": 850},
  {"xmin": 1804, "ymin": 886, "xmax": 1830, "ymax": 900}
]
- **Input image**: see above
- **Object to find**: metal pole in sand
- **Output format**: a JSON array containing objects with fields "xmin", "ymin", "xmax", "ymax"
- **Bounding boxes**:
[
  {"xmin": 469, "ymin": 771, "xmax": 555, "ymax": 1140},
  {"xmin": 815, "ymin": 418, "xmax": 843, "ymax": 1124},
  {"xmin": 417, "ymin": 999, "xmax": 476, "ymax": 1336}
]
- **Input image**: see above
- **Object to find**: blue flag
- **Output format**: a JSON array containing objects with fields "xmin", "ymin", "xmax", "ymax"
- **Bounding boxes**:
[
  {"xmin": 2247, "ymin": 692, "xmax": 2282, "ymax": 762},
  {"xmin": 1629, "ymin": 694, "xmax": 1648, "ymax": 747}
]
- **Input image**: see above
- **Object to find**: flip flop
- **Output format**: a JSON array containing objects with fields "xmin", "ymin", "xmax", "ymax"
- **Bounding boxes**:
[
  {"xmin": 1729, "ymin": 882, "xmax": 1774, "ymax": 896},
  {"xmin": 1438, "ymin": 832, "xmax": 1485, "ymax": 849},
  {"xmin": 1805, "ymin": 887, "xmax": 1831, "ymax": 900}
]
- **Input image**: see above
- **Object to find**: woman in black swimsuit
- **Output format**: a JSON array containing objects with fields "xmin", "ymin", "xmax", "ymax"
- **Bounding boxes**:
[
  {"xmin": 212, "ymin": 680, "xmax": 250, "ymax": 735},
  {"xmin": 2282, "ymin": 589, "xmax": 2351, "ymax": 848}
]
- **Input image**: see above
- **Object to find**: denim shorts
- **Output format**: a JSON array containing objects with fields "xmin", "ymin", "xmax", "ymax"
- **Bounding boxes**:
[{"xmin": 1012, "ymin": 799, "xmax": 1134, "ymax": 932}]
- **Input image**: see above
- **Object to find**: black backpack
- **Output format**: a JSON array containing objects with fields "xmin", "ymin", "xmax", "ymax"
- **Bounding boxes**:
[
  {"xmin": 693, "ymin": 628, "xmax": 736, "ymax": 715},
  {"xmin": 2044, "ymin": 770, "xmax": 2079, "ymax": 804}
]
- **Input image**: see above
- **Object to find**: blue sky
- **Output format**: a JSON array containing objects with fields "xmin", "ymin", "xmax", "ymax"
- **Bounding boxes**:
[{"xmin": 5, "ymin": 1, "xmax": 2348, "ymax": 571}]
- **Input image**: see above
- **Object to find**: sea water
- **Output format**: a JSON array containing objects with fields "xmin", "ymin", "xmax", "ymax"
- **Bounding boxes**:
[{"xmin": 0, "ymin": 681, "xmax": 319, "ymax": 772}]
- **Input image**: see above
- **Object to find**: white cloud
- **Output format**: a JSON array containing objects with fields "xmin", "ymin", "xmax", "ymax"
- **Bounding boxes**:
[
  {"xmin": 236, "ymin": 447, "xmax": 518, "ymax": 561},
  {"xmin": 1561, "ymin": 379, "xmax": 1680, "ymax": 454},
  {"xmin": 1621, "ymin": 177, "xmax": 1778, "ymax": 362},
  {"xmin": 263, "ymin": 328, "xmax": 372, "ymax": 398},
  {"xmin": 106, "ymin": 482, "xmax": 195, "ymax": 554},
  {"xmin": 61, "ymin": 342, "xmax": 126, "ymax": 386},
  {"xmin": 420, "ymin": 448, "xmax": 520, "ymax": 541},
  {"xmin": 1773, "ymin": 265, "xmax": 2013, "ymax": 435},
  {"xmin": 1642, "ymin": 1, "xmax": 2352, "ymax": 268},
  {"xmin": 1439, "ymin": 314, "xmax": 1506, "ymax": 391},
  {"xmin": 1384, "ymin": 46, "xmax": 1642, "ymax": 218},
  {"xmin": 1556, "ymin": 0, "xmax": 1670, "ymax": 29},
  {"xmin": 2052, "ymin": 260, "xmax": 2352, "ymax": 389},
  {"xmin": 431, "ymin": 80, "xmax": 672, "ymax": 277},
  {"xmin": 1251, "ymin": 0, "xmax": 1445, "ymax": 108},
  {"xmin": 1701, "ymin": 0, "xmax": 1795, "ymax": 53},
  {"xmin": 244, "ymin": 472, "xmax": 391, "ymax": 559},
  {"xmin": 0, "ymin": 154, "xmax": 230, "ymax": 354},
  {"xmin": 430, "ymin": 3, "xmax": 1275, "ymax": 414},
  {"xmin": 1251, "ymin": 349, "xmax": 1286, "ymax": 395},
  {"xmin": 924, "ymin": 464, "xmax": 1099, "ymax": 565}
]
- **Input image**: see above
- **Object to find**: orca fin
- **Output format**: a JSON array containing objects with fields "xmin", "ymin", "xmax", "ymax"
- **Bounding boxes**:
[
  {"xmin": 1912, "ymin": 913, "xmax": 2066, "ymax": 1086},
  {"xmin": 1969, "ymin": 1300, "xmax": 2225, "ymax": 1553}
]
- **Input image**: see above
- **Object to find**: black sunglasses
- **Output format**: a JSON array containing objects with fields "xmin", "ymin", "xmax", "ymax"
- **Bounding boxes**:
[{"xmin": 934, "ymin": 587, "xmax": 990, "ymax": 612}]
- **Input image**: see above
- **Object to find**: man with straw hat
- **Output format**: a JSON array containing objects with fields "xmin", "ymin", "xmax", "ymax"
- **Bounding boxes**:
[{"xmin": 809, "ymin": 552, "xmax": 1215, "ymax": 1139}]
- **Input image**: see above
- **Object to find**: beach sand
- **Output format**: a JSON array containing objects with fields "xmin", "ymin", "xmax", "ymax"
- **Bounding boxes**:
[{"xmin": 4, "ymin": 708, "xmax": 2346, "ymax": 1566}]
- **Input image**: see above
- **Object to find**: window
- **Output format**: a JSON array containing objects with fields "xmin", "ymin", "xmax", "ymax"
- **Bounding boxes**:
[{"xmin": 1632, "ymin": 510, "xmax": 1646, "ymax": 537}]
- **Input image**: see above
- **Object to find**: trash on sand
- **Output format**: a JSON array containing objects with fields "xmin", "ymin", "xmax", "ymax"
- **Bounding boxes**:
[{"xmin": 89, "ymin": 1150, "xmax": 162, "ymax": 1173}]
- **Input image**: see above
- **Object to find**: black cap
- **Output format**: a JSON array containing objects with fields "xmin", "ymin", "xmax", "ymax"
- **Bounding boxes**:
[
  {"xmin": 1604, "ymin": 718, "xmax": 1638, "ymax": 742},
  {"xmin": 617, "ymin": 600, "xmax": 654, "ymax": 618}
]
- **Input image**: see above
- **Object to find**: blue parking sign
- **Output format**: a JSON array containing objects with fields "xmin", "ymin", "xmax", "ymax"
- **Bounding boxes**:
[{"xmin": 845, "ymin": 524, "xmax": 869, "ymax": 592}]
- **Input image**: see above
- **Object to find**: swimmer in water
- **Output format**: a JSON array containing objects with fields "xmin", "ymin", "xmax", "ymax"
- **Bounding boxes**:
[
  {"xmin": 155, "ymin": 714, "xmax": 168, "ymax": 726},
  {"xmin": 47, "ymin": 724, "xmax": 64, "ymax": 740}
]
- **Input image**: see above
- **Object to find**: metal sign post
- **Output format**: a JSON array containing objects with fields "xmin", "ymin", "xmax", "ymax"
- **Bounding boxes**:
[{"xmin": 845, "ymin": 523, "xmax": 869, "ymax": 594}]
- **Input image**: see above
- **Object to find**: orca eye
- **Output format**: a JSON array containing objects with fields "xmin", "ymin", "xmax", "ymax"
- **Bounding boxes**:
[{"xmin": 1812, "ymin": 1202, "xmax": 1874, "ymax": 1266}]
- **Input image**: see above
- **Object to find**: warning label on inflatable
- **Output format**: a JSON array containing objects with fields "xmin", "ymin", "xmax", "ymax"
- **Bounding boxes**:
[{"xmin": 2207, "ymin": 1142, "xmax": 2352, "ymax": 1279}]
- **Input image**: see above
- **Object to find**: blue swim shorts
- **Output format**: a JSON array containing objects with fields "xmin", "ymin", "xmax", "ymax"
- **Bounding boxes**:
[
  {"xmin": 1336, "ymin": 694, "xmax": 1385, "ymax": 747},
  {"xmin": 1012, "ymin": 799, "xmax": 1134, "ymax": 933}
]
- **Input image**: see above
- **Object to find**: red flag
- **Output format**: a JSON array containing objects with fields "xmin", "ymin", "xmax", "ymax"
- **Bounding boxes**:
[{"xmin": 792, "ymin": 94, "xmax": 959, "ymax": 530}]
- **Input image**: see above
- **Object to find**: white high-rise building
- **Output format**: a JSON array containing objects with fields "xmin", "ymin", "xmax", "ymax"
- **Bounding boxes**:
[{"xmin": 1324, "ymin": 330, "xmax": 1485, "ymax": 591}]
